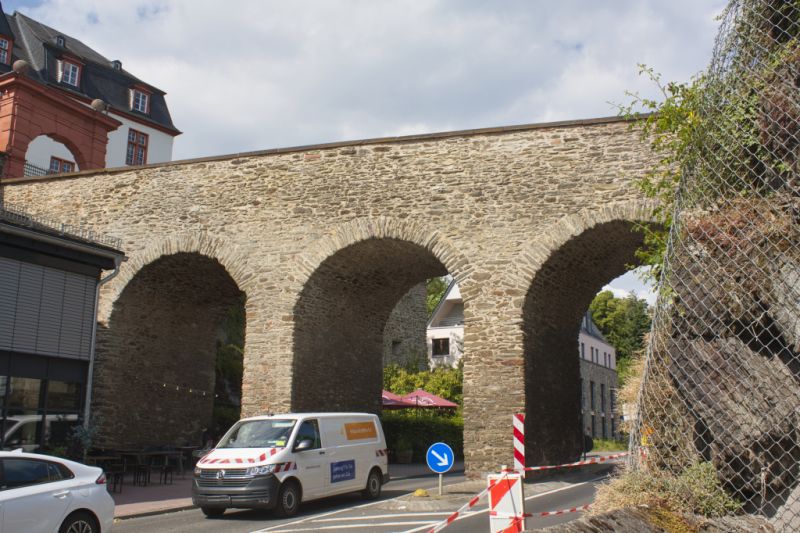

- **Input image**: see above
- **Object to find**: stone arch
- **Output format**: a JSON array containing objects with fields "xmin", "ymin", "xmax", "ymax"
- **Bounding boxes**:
[
  {"xmin": 290, "ymin": 217, "xmax": 474, "ymax": 413},
  {"xmin": 99, "ymin": 231, "xmax": 254, "ymax": 323},
  {"xmin": 518, "ymin": 200, "xmax": 657, "ymax": 466},
  {"xmin": 93, "ymin": 232, "xmax": 254, "ymax": 448},
  {"xmin": 24, "ymin": 133, "xmax": 87, "ymax": 171}
]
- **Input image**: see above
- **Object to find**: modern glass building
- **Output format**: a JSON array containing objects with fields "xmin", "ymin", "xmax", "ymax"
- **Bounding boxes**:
[{"xmin": 0, "ymin": 204, "xmax": 124, "ymax": 452}]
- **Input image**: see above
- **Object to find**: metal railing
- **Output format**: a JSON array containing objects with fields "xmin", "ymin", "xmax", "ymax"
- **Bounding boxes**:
[
  {"xmin": 22, "ymin": 161, "xmax": 51, "ymax": 177},
  {"xmin": 0, "ymin": 202, "xmax": 123, "ymax": 250}
]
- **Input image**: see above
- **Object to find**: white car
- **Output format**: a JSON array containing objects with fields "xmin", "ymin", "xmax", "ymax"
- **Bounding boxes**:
[{"xmin": 0, "ymin": 450, "xmax": 114, "ymax": 533}]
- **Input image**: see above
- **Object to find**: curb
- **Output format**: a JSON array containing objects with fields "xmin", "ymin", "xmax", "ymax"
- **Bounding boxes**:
[{"xmin": 115, "ymin": 504, "xmax": 195, "ymax": 521}]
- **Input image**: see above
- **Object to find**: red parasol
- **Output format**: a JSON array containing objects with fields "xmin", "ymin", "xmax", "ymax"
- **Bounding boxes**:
[
  {"xmin": 381, "ymin": 390, "xmax": 416, "ymax": 409},
  {"xmin": 400, "ymin": 389, "xmax": 458, "ymax": 409}
]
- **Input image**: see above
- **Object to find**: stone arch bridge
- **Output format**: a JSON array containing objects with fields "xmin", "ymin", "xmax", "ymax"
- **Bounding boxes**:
[{"xmin": 4, "ymin": 116, "xmax": 656, "ymax": 476}]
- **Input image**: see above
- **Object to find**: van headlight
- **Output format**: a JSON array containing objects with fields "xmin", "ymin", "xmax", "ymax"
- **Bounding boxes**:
[{"xmin": 247, "ymin": 465, "xmax": 276, "ymax": 476}]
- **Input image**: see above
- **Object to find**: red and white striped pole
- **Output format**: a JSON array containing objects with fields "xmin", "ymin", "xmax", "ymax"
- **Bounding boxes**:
[{"xmin": 513, "ymin": 413, "xmax": 525, "ymax": 472}]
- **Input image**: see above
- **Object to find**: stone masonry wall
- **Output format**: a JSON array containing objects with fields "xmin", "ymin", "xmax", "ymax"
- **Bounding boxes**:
[
  {"xmin": 383, "ymin": 283, "xmax": 428, "ymax": 369},
  {"xmin": 3, "ymin": 117, "xmax": 656, "ymax": 476}
]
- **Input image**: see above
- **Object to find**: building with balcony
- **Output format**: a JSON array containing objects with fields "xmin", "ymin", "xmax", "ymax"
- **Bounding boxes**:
[{"xmin": 0, "ymin": 4, "xmax": 180, "ymax": 180}]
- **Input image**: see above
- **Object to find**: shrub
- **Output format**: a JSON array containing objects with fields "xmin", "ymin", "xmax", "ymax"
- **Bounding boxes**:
[{"xmin": 380, "ymin": 412, "xmax": 463, "ymax": 462}]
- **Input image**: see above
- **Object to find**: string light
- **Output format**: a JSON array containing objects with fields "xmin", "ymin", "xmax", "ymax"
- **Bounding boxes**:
[{"xmin": 155, "ymin": 382, "xmax": 218, "ymax": 398}]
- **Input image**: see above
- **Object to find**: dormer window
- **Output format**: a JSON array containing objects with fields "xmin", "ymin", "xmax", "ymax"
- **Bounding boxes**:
[
  {"xmin": 59, "ymin": 60, "xmax": 80, "ymax": 87},
  {"xmin": 0, "ymin": 38, "xmax": 9, "ymax": 65},
  {"xmin": 56, "ymin": 35, "xmax": 65, "ymax": 47},
  {"xmin": 112, "ymin": 60, "xmax": 122, "ymax": 70},
  {"xmin": 130, "ymin": 88, "xmax": 150, "ymax": 114}
]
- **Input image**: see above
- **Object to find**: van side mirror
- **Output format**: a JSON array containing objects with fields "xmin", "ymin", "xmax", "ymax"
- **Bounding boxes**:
[{"xmin": 294, "ymin": 439, "xmax": 313, "ymax": 452}]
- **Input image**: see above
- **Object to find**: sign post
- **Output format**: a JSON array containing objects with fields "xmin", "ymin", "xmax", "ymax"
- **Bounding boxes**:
[{"xmin": 426, "ymin": 442, "xmax": 454, "ymax": 496}]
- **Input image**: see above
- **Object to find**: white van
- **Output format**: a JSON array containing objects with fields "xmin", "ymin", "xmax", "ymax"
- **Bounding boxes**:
[{"xmin": 191, "ymin": 412, "xmax": 389, "ymax": 518}]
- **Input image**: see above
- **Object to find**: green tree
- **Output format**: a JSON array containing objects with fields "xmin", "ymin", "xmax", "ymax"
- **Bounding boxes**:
[
  {"xmin": 589, "ymin": 290, "xmax": 651, "ymax": 383},
  {"xmin": 426, "ymin": 277, "xmax": 448, "ymax": 316}
]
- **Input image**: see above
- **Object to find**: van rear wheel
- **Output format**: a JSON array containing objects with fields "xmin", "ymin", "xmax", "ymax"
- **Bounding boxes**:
[
  {"xmin": 362, "ymin": 468, "xmax": 382, "ymax": 499},
  {"xmin": 275, "ymin": 479, "xmax": 301, "ymax": 517}
]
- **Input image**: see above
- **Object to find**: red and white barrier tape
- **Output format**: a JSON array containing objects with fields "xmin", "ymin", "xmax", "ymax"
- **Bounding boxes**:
[
  {"xmin": 537, "ymin": 504, "xmax": 591, "ymax": 517},
  {"xmin": 502, "ymin": 452, "xmax": 629, "ymax": 473},
  {"xmin": 426, "ymin": 475, "xmax": 503, "ymax": 533},
  {"xmin": 488, "ymin": 503, "xmax": 591, "ymax": 519}
]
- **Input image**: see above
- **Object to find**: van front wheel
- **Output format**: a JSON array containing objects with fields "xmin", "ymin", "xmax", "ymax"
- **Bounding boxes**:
[
  {"xmin": 275, "ymin": 479, "xmax": 301, "ymax": 517},
  {"xmin": 362, "ymin": 468, "xmax": 382, "ymax": 499}
]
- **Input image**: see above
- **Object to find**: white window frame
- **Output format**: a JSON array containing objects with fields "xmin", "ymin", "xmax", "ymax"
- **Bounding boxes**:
[
  {"xmin": 132, "ymin": 89, "xmax": 149, "ymax": 113},
  {"xmin": 61, "ymin": 61, "xmax": 80, "ymax": 87}
]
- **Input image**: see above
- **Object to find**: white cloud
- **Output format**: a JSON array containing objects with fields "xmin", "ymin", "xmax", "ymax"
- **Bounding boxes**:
[
  {"xmin": 602, "ymin": 267, "xmax": 658, "ymax": 306},
  {"xmin": 13, "ymin": 0, "xmax": 727, "ymax": 160}
]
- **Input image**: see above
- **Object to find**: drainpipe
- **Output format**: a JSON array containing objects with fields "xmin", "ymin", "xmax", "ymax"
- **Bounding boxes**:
[{"xmin": 83, "ymin": 255, "xmax": 123, "ymax": 430}]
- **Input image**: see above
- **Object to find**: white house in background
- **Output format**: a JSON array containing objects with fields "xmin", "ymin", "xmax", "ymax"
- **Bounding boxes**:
[
  {"xmin": 427, "ymin": 280, "xmax": 621, "ymax": 438},
  {"xmin": 426, "ymin": 281, "xmax": 464, "ymax": 367}
]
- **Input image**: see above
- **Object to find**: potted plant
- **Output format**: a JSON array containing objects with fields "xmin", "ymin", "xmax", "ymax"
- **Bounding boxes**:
[{"xmin": 394, "ymin": 435, "xmax": 413, "ymax": 464}]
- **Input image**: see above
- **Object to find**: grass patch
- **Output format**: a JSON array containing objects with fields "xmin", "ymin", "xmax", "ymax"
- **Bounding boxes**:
[
  {"xmin": 593, "ymin": 438, "xmax": 627, "ymax": 452},
  {"xmin": 593, "ymin": 461, "xmax": 741, "ymax": 527}
]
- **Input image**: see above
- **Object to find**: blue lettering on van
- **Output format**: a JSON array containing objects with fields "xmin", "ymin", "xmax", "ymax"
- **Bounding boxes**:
[{"xmin": 330, "ymin": 460, "xmax": 355, "ymax": 483}]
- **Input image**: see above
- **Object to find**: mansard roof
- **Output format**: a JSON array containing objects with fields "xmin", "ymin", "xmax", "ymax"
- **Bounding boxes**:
[{"xmin": 0, "ymin": 7, "xmax": 179, "ymax": 135}]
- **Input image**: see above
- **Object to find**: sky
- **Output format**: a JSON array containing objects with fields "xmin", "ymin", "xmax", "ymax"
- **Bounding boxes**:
[{"xmin": 4, "ymin": 0, "xmax": 727, "ymax": 302}]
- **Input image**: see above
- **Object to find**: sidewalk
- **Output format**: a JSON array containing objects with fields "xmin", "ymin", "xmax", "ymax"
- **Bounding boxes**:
[{"xmin": 113, "ymin": 461, "xmax": 466, "ymax": 519}]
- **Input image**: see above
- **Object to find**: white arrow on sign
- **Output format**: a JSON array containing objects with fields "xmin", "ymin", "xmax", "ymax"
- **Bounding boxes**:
[{"xmin": 431, "ymin": 449, "xmax": 450, "ymax": 467}]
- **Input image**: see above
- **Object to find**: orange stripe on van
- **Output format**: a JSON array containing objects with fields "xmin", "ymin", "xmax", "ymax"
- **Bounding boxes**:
[{"xmin": 344, "ymin": 421, "xmax": 377, "ymax": 440}]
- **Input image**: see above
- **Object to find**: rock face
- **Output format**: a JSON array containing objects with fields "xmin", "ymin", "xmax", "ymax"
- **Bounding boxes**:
[
  {"xmin": 4, "ymin": 117, "xmax": 656, "ymax": 475},
  {"xmin": 646, "ymin": 198, "xmax": 800, "ymax": 515}
]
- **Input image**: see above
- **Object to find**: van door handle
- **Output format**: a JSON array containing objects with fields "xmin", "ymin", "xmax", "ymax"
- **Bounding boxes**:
[
  {"xmin": 52, "ymin": 490, "xmax": 70, "ymax": 499},
  {"xmin": 319, "ymin": 451, "xmax": 325, "ymax": 455}
]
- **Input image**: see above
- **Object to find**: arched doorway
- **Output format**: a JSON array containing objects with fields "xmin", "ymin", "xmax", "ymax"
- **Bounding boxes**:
[
  {"xmin": 522, "ymin": 219, "xmax": 648, "ymax": 465},
  {"xmin": 94, "ymin": 252, "xmax": 245, "ymax": 449},
  {"xmin": 292, "ymin": 238, "xmax": 451, "ymax": 413}
]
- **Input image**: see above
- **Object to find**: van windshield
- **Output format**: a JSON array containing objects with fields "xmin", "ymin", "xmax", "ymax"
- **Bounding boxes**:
[{"xmin": 217, "ymin": 419, "xmax": 296, "ymax": 449}]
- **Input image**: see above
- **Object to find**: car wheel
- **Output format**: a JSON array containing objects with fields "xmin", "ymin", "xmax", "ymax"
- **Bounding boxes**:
[
  {"xmin": 201, "ymin": 506, "xmax": 226, "ymax": 518},
  {"xmin": 362, "ymin": 468, "xmax": 382, "ymax": 499},
  {"xmin": 59, "ymin": 511, "xmax": 98, "ymax": 533},
  {"xmin": 275, "ymin": 479, "xmax": 301, "ymax": 517}
]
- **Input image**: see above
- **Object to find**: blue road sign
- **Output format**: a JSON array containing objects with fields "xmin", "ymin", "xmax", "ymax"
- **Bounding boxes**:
[{"xmin": 426, "ymin": 442, "xmax": 454, "ymax": 474}]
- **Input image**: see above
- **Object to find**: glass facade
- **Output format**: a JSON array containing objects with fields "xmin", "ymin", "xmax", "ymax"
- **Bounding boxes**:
[{"xmin": 0, "ymin": 353, "xmax": 86, "ymax": 453}]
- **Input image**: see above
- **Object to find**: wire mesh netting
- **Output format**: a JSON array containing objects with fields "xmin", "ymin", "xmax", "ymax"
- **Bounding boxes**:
[{"xmin": 630, "ymin": 0, "xmax": 800, "ymax": 528}]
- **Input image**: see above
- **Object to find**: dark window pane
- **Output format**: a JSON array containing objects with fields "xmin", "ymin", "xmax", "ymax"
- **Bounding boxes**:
[
  {"xmin": 8, "ymin": 378, "xmax": 41, "ymax": 410},
  {"xmin": 296, "ymin": 420, "xmax": 321, "ymax": 449},
  {"xmin": 3, "ymin": 459, "xmax": 50, "ymax": 488},
  {"xmin": 47, "ymin": 381, "xmax": 81, "ymax": 411}
]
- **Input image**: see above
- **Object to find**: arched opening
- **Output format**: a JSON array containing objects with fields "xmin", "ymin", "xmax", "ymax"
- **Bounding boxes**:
[
  {"xmin": 23, "ymin": 134, "xmax": 82, "ymax": 176},
  {"xmin": 522, "ymin": 220, "xmax": 648, "ymax": 466},
  {"xmin": 292, "ymin": 238, "xmax": 449, "ymax": 413},
  {"xmin": 94, "ymin": 252, "xmax": 245, "ymax": 449}
]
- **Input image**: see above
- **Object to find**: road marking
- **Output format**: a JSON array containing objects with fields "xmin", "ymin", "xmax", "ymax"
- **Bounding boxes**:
[
  {"xmin": 263, "ymin": 522, "xmax": 436, "ymax": 532},
  {"xmin": 253, "ymin": 475, "xmax": 607, "ymax": 533},
  {"xmin": 399, "ymin": 475, "xmax": 609, "ymax": 533},
  {"xmin": 250, "ymin": 496, "xmax": 398, "ymax": 532},
  {"xmin": 316, "ymin": 512, "xmax": 468, "ymax": 521}
]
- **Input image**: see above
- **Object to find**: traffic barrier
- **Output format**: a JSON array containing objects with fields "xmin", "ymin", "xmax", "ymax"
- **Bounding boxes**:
[
  {"xmin": 502, "ymin": 452, "xmax": 629, "ymax": 473},
  {"xmin": 513, "ymin": 413, "xmax": 525, "ymax": 472},
  {"xmin": 488, "ymin": 471, "xmax": 525, "ymax": 533}
]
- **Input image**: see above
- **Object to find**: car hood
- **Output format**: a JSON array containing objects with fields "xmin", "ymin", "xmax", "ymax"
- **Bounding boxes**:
[{"xmin": 196, "ymin": 447, "xmax": 286, "ymax": 467}]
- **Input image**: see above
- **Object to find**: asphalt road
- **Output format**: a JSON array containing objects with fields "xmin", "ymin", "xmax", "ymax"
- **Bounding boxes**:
[{"xmin": 114, "ymin": 467, "xmax": 612, "ymax": 533}]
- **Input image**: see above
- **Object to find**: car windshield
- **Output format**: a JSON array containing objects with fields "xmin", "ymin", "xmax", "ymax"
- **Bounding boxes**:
[{"xmin": 217, "ymin": 419, "xmax": 296, "ymax": 449}]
